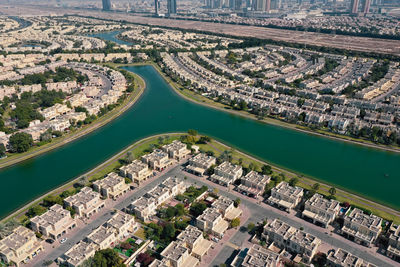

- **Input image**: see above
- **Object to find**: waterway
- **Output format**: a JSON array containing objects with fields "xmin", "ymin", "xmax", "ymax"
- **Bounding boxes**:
[
  {"xmin": 0, "ymin": 65, "xmax": 399, "ymax": 219},
  {"xmin": 87, "ymin": 31, "xmax": 132, "ymax": 46}
]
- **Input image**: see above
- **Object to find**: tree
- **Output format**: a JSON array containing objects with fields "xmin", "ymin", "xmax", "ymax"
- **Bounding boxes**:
[
  {"xmin": 247, "ymin": 222, "xmax": 255, "ymax": 233},
  {"xmin": 77, "ymin": 175, "xmax": 88, "ymax": 187},
  {"xmin": 161, "ymin": 223, "xmax": 176, "ymax": 242},
  {"xmin": 261, "ymin": 164, "xmax": 272, "ymax": 175},
  {"xmin": 0, "ymin": 144, "xmax": 5, "ymax": 158},
  {"xmin": 9, "ymin": 132, "xmax": 33, "ymax": 153},
  {"xmin": 91, "ymin": 248, "xmax": 126, "ymax": 267},
  {"xmin": 190, "ymin": 202, "xmax": 207, "ymax": 217},
  {"xmin": 289, "ymin": 177, "xmax": 299, "ymax": 187},
  {"xmin": 136, "ymin": 252, "xmax": 154, "ymax": 266},
  {"xmin": 329, "ymin": 187, "xmax": 336, "ymax": 196},
  {"xmin": 26, "ymin": 205, "xmax": 47, "ymax": 218},
  {"xmin": 230, "ymin": 218, "xmax": 240, "ymax": 228},
  {"xmin": 188, "ymin": 129, "xmax": 198, "ymax": 136},
  {"xmin": 312, "ymin": 183, "xmax": 320, "ymax": 191},
  {"xmin": 126, "ymin": 151, "xmax": 134, "ymax": 163},
  {"xmin": 234, "ymin": 198, "xmax": 241, "ymax": 208},
  {"xmin": 42, "ymin": 195, "xmax": 63, "ymax": 207}
]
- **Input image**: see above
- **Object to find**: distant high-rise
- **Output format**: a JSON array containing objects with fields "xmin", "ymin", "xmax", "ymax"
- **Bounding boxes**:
[
  {"xmin": 102, "ymin": 0, "xmax": 111, "ymax": 11},
  {"xmin": 350, "ymin": 0, "xmax": 359, "ymax": 13},
  {"xmin": 167, "ymin": 0, "xmax": 177, "ymax": 14},
  {"xmin": 252, "ymin": 0, "xmax": 269, "ymax": 11},
  {"xmin": 155, "ymin": 0, "xmax": 159, "ymax": 14},
  {"xmin": 362, "ymin": 0, "xmax": 371, "ymax": 14}
]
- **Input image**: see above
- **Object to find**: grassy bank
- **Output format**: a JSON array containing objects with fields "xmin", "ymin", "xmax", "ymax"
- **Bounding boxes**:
[
  {"xmin": 0, "ymin": 72, "xmax": 145, "ymax": 170},
  {"xmin": 3, "ymin": 132, "xmax": 399, "ymax": 226}
]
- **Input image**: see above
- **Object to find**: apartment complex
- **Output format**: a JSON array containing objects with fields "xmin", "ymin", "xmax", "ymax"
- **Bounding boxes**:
[
  {"xmin": 30, "ymin": 204, "xmax": 76, "ymax": 240},
  {"xmin": 267, "ymin": 182, "xmax": 304, "ymax": 211},
  {"xmin": 302, "ymin": 193, "xmax": 340, "ymax": 228},
  {"xmin": 0, "ymin": 226, "xmax": 43, "ymax": 267},
  {"xmin": 263, "ymin": 219, "xmax": 321, "ymax": 263},
  {"xmin": 64, "ymin": 187, "xmax": 105, "ymax": 218},
  {"xmin": 93, "ymin": 172, "xmax": 130, "ymax": 199},
  {"xmin": 341, "ymin": 208, "xmax": 383, "ymax": 247},
  {"xmin": 210, "ymin": 161, "xmax": 243, "ymax": 187},
  {"xmin": 186, "ymin": 153, "xmax": 216, "ymax": 176}
]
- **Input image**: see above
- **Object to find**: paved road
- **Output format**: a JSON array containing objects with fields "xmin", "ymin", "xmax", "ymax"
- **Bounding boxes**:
[
  {"xmin": 172, "ymin": 169, "xmax": 396, "ymax": 267},
  {"xmin": 33, "ymin": 163, "xmax": 396, "ymax": 267}
]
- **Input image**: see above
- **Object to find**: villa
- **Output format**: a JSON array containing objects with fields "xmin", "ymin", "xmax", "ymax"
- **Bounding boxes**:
[
  {"xmin": 119, "ymin": 159, "xmax": 153, "ymax": 184},
  {"xmin": 186, "ymin": 153, "xmax": 216, "ymax": 176},
  {"xmin": 267, "ymin": 182, "xmax": 304, "ymax": 212},
  {"xmin": 0, "ymin": 226, "xmax": 43, "ymax": 267},
  {"xmin": 210, "ymin": 161, "xmax": 243, "ymax": 187},
  {"xmin": 64, "ymin": 187, "xmax": 105, "ymax": 218},
  {"xmin": 162, "ymin": 140, "xmax": 191, "ymax": 161},
  {"xmin": 341, "ymin": 208, "xmax": 382, "ymax": 247},
  {"xmin": 30, "ymin": 204, "xmax": 76, "ymax": 240},
  {"xmin": 302, "ymin": 193, "xmax": 340, "ymax": 228},
  {"xmin": 92, "ymin": 172, "xmax": 130, "ymax": 200}
]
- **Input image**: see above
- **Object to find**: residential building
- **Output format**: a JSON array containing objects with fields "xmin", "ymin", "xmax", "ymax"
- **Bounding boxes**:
[
  {"xmin": 104, "ymin": 210, "xmax": 137, "ymax": 240},
  {"xmin": 162, "ymin": 140, "xmax": 190, "ymax": 161},
  {"xmin": 341, "ymin": 208, "xmax": 382, "ymax": 247},
  {"xmin": 211, "ymin": 196, "xmax": 242, "ymax": 221},
  {"xmin": 196, "ymin": 207, "xmax": 229, "ymax": 238},
  {"xmin": 0, "ymin": 226, "xmax": 43, "ymax": 267},
  {"xmin": 93, "ymin": 172, "xmax": 130, "ymax": 199},
  {"xmin": 263, "ymin": 219, "xmax": 321, "ymax": 263},
  {"xmin": 60, "ymin": 241, "xmax": 98, "ymax": 267},
  {"xmin": 267, "ymin": 182, "xmax": 304, "ymax": 212},
  {"xmin": 64, "ymin": 187, "xmax": 105, "ymax": 218},
  {"xmin": 186, "ymin": 153, "xmax": 216, "ymax": 176},
  {"xmin": 30, "ymin": 204, "xmax": 76, "ymax": 240},
  {"xmin": 86, "ymin": 225, "xmax": 117, "ymax": 250},
  {"xmin": 237, "ymin": 171, "xmax": 270, "ymax": 198},
  {"xmin": 302, "ymin": 193, "xmax": 340, "ymax": 228},
  {"xmin": 119, "ymin": 160, "xmax": 153, "ymax": 184},
  {"xmin": 177, "ymin": 225, "xmax": 212, "ymax": 261},
  {"xmin": 127, "ymin": 196, "xmax": 157, "ymax": 222},
  {"xmin": 160, "ymin": 241, "xmax": 199, "ymax": 267},
  {"xmin": 142, "ymin": 149, "xmax": 175, "ymax": 171},
  {"xmin": 327, "ymin": 248, "xmax": 376, "ymax": 267},
  {"xmin": 232, "ymin": 244, "xmax": 282, "ymax": 267},
  {"xmin": 210, "ymin": 161, "xmax": 243, "ymax": 187}
]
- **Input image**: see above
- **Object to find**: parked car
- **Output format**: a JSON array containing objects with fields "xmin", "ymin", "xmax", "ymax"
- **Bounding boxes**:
[{"xmin": 60, "ymin": 238, "xmax": 68, "ymax": 244}]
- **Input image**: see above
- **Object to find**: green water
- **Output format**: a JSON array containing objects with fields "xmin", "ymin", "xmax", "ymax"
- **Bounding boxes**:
[{"xmin": 0, "ymin": 65, "xmax": 399, "ymax": 219}]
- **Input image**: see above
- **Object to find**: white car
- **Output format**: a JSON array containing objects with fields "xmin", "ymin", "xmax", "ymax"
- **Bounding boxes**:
[{"xmin": 60, "ymin": 238, "xmax": 67, "ymax": 244}]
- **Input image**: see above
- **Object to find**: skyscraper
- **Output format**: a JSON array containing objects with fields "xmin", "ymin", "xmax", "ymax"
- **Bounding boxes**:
[
  {"xmin": 167, "ymin": 0, "xmax": 177, "ymax": 14},
  {"xmin": 252, "ymin": 0, "xmax": 269, "ymax": 11},
  {"xmin": 155, "ymin": 0, "xmax": 159, "ymax": 15},
  {"xmin": 362, "ymin": 0, "xmax": 371, "ymax": 14},
  {"xmin": 102, "ymin": 0, "xmax": 111, "ymax": 11},
  {"xmin": 350, "ymin": 0, "xmax": 359, "ymax": 14}
]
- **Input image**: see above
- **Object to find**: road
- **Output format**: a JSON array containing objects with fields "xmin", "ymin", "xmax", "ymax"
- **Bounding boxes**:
[{"xmin": 31, "ymin": 162, "xmax": 397, "ymax": 267}]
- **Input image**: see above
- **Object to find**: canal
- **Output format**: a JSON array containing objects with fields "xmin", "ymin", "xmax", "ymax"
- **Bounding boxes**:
[{"xmin": 0, "ymin": 65, "xmax": 399, "ymax": 219}]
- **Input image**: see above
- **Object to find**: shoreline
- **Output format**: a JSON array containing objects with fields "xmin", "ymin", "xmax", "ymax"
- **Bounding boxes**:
[
  {"xmin": 144, "ymin": 62, "xmax": 400, "ymax": 154},
  {"xmin": 0, "ymin": 72, "xmax": 146, "ymax": 170},
  {"xmin": 2, "ymin": 131, "xmax": 399, "ymax": 225}
]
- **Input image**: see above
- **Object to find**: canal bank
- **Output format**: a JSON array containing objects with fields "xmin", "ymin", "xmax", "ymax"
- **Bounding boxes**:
[
  {"xmin": 0, "ymin": 72, "xmax": 145, "ymax": 170},
  {"xmin": 0, "ymin": 65, "xmax": 399, "ymax": 221}
]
